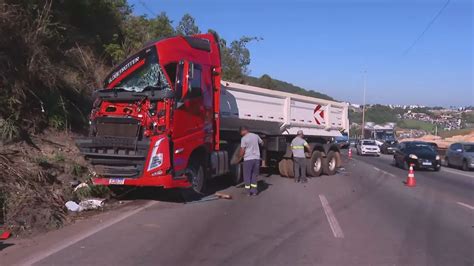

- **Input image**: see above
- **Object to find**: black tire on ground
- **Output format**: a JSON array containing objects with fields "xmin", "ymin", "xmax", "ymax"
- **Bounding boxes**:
[
  {"xmin": 278, "ymin": 159, "xmax": 294, "ymax": 178},
  {"xmin": 434, "ymin": 166, "xmax": 441, "ymax": 171},
  {"xmin": 229, "ymin": 163, "xmax": 243, "ymax": 185},
  {"xmin": 307, "ymin": 151, "xmax": 323, "ymax": 177},
  {"xmin": 403, "ymin": 160, "xmax": 409, "ymax": 171},
  {"xmin": 462, "ymin": 160, "xmax": 469, "ymax": 171},
  {"xmin": 322, "ymin": 151, "xmax": 337, "ymax": 176},
  {"xmin": 189, "ymin": 159, "xmax": 206, "ymax": 194}
]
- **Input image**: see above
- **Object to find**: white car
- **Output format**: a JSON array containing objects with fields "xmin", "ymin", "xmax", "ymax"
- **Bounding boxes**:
[{"xmin": 357, "ymin": 139, "xmax": 381, "ymax": 156}]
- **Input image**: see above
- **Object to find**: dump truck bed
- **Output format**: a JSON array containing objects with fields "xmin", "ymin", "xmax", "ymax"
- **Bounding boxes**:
[{"xmin": 220, "ymin": 81, "xmax": 349, "ymax": 137}]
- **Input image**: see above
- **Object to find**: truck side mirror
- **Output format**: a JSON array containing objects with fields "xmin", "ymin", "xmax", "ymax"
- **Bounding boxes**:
[{"xmin": 175, "ymin": 60, "xmax": 193, "ymax": 102}]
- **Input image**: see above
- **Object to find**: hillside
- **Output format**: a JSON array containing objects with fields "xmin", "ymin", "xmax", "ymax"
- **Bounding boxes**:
[{"xmin": 245, "ymin": 74, "xmax": 334, "ymax": 101}]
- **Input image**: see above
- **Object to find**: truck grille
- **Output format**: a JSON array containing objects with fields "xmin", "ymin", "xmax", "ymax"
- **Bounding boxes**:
[{"xmin": 77, "ymin": 117, "xmax": 149, "ymax": 178}]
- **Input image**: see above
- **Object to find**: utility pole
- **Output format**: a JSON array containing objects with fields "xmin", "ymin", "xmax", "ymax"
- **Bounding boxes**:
[{"xmin": 361, "ymin": 69, "xmax": 367, "ymax": 138}]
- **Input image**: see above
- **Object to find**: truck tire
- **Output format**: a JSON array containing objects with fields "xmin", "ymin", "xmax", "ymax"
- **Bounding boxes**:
[
  {"xmin": 229, "ymin": 163, "xmax": 243, "ymax": 185},
  {"xmin": 189, "ymin": 159, "xmax": 206, "ymax": 194},
  {"xmin": 307, "ymin": 151, "xmax": 323, "ymax": 177},
  {"xmin": 322, "ymin": 151, "xmax": 337, "ymax": 176},
  {"xmin": 278, "ymin": 159, "xmax": 294, "ymax": 178}
]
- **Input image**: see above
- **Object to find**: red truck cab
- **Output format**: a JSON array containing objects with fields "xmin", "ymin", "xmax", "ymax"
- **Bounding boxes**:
[{"xmin": 77, "ymin": 33, "xmax": 224, "ymax": 192}]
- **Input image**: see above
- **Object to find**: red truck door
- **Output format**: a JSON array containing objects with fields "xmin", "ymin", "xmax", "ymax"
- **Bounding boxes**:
[{"xmin": 172, "ymin": 61, "xmax": 206, "ymax": 171}]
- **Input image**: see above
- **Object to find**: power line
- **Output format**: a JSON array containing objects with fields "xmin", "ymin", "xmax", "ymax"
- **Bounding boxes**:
[
  {"xmin": 402, "ymin": 0, "xmax": 451, "ymax": 56},
  {"xmin": 139, "ymin": 0, "xmax": 157, "ymax": 17}
]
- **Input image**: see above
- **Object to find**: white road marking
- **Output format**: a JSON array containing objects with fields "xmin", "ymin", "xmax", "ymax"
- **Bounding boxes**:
[
  {"xmin": 319, "ymin": 195, "xmax": 344, "ymax": 239},
  {"xmin": 373, "ymin": 166, "xmax": 396, "ymax": 177},
  {"xmin": 457, "ymin": 202, "xmax": 474, "ymax": 210},
  {"xmin": 20, "ymin": 201, "xmax": 158, "ymax": 265},
  {"xmin": 441, "ymin": 168, "xmax": 474, "ymax": 179}
]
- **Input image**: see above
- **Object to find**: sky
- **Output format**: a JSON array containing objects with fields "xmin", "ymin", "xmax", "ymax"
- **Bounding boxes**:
[{"xmin": 130, "ymin": 0, "xmax": 473, "ymax": 107}]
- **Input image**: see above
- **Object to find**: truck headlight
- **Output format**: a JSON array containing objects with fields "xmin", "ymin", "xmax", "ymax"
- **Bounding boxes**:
[
  {"xmin": 435, "ymin": 155, "xmax": 440, "ymax": 160},
  {"xmin": 409, "ymin": 154, "xmax": 418, "ymax": 160},
  {"xmin": 148, "ymin": 138, "xmax": 165, "ymax": 171}
]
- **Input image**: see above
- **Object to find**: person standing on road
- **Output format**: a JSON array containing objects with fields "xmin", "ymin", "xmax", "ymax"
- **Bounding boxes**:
[
  {"xmin": 239, "ymin": 126, "xmax": 263, "ymax": 196},
  {"xmin": 291, "ymin": 130, "xmax": 310, "ymax": 183}
]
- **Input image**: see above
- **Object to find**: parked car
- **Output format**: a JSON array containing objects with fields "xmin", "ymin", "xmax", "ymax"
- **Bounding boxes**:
[
  {"xmin": 394, "ymin": 141, "xmax": 441, "ymax": 171},
  {"xmin": 335, "ymin": 136, "xmax": 350, "ymax": 149},
  {"xmin": 357, "ymin": 139, "xmax": 380, "ymax": 156},
  {"xmin": 445, "ymin": 142, "xmax": 474, "ymax": 171},
  {"xmin": 380, "ymin": 140, "xmax": 398, "ymax": 154}
]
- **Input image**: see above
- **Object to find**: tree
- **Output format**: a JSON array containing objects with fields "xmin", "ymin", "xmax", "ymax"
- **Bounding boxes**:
[
  {"xmin": 221, "ymin": 36, "xmax": 261, "ymax": 82},
  {"xmin": 258, "ymin": 74, "xmax": 275, "ymax": 89},
  {"xmin": 176, "ymin": 13, "xmax": 200, "ymax": 36},
  {"xmin": 104, "ymin": 12, "xmax": 174, "ymax": 64}
]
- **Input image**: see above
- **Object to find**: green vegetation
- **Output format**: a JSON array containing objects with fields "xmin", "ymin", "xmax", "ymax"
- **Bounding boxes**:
[
  {"xmin": 245, "ymin": 75, "xmax": 334, "ymax": 101},
  {"xmin": 397, "ymin": 119, "xmax": 436, "ymax": 132},
  {"xmin": 462, "ymin": 112, "xmax": 474, "ymax": 124},
  {"xmin": 349, "ymin": 104, "xmax": 403, "ymax": 125}
]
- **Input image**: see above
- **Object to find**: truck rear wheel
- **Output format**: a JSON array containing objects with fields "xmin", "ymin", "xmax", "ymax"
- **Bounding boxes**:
[
  {"xmin": 229, "ymin": 163, "xmax": 243, "ymax": 185},
  {"xmin": 322, "ymin": 151, "xmax": 337, "ymax": 176},
  {"xmin": 278, "ymin": 159, "xmax": 294, "ymax": 178},
  {"xmin": 307, "ymin": 151, "xmax": 323, "ymax": 177}
]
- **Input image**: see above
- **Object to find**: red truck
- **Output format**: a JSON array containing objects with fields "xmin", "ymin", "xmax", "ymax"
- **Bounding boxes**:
[{"xmin": 77, "ymin": 33, "xmax": 349, "ymax": 193}]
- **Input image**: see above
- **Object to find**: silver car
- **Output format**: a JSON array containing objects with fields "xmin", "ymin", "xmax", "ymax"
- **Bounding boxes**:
[{"xmin": 445, "ymin": 142, "xmax": 474, "ymax": 171}]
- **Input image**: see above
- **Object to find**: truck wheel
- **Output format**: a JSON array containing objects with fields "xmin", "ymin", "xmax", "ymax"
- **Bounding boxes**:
[
  {"xmin": 229, "ymin": 163, "xmax": 243, "ymax": 185},
  {"xmin": 308, "ymin": 151, "xmax": 323, "ymax": 177},
  {"xmin": 278, "ymin": 159, "xmax": 294, "ymax": 178},
  {"xmin": 322, "ymin": 151, "xmax": 337, "ymax": 176},
  {"xmin": 189, "ymin": 160, "xmax": 206, "ymax": 194}
]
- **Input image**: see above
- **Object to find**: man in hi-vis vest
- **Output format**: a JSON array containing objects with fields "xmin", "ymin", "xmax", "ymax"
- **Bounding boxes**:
[{"xmin": 291, "ymin": 130, "xmax": 310, "ymax": 183}]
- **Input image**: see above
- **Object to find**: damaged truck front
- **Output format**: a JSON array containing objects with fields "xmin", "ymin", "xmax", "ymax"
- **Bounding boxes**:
[{"xmin": 77, "ymin": 33, "xmax": 223, "ymax": 190}]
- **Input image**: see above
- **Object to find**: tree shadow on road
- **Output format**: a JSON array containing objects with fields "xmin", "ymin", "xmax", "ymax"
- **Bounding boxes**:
[{"xmin": 0, "ymin": 242, "xmax": 14, "ymax": 251}]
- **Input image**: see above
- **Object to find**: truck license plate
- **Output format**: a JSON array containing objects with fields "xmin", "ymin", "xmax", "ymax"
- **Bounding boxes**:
[{"xmin": 109, "ymin": 178, "xmax": 125, "ymax": 185}]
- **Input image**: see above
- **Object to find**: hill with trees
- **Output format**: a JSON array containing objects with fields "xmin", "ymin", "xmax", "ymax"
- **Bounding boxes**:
[
  {"xmin": 245, "ymin": 75, "xmax": 334, "ymax": 101},
  {"xmin": 0, "ymin": 0, "xmax": 334, "ymax": 234}
]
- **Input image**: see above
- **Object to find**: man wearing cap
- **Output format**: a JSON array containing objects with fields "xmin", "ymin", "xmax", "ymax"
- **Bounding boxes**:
[
  {"xmin": 239, "ymin": 126, "xmax": 263, "ymax": 196},
  {"xmin": 291, "ymin": 130, "xmax": 310, "ymax": 183}
]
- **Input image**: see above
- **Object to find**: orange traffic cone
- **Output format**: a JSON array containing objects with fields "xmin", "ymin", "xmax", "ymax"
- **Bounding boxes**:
[
  {"xmin": 348, "ymin": 148, "xmax": 352, "ymax": 159},
  {"xmin": 405, "ymin": 164, "xmax": 416, "ymax": 187}
]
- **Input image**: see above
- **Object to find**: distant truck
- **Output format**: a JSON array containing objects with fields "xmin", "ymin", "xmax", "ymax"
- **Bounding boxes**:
[
  {"xmin": 77, "ymin": 33, "xmax": 349, "ymax": 193},
  {"xmin": 363, "ymin": 122, "xmax": 398, "ymax": 154}
]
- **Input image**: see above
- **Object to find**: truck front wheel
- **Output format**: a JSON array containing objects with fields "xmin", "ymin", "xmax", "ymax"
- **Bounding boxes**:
[
  {"xmin": 322, "ymin": 151, "xmax": 337, "ymax": 176},
  {"xmin": 189, "ymin": 160, "xmax": 206, "ymax": 194}
]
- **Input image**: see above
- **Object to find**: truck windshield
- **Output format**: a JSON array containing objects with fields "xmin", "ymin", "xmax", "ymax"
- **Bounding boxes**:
[{"xmin": 104, "ymin": 47, "xmax": 171, "ymax": 92}]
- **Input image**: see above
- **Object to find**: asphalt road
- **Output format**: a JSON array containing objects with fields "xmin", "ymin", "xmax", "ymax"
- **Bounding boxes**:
[{"xmin": 1, "ymin": 153, "xmax": 473, "ymax": 265}]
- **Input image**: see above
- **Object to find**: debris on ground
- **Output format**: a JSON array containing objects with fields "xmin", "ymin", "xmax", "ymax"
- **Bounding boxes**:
[
  {"xmin": 215, "ymin": 192, "xmax": 232, "ymax": 199},
  {"xmin": 73, "ymin": 182, "xmax": 89, "ymax": 192},
  {"xmin": 79, "ymin": 199, "xmax": 105, "ymax": 211},
  {"xmin": 187, "ymin": 193, "xmax": 233, "ymax": 204},
  {"xmin": 0, "ymin": 131, "xmax": 111, "ymax": 236},
  {"xmin": 65, "ymin": 199, "xmax": 105, "ymax": 212},
  {"xmin": 0, "ymin": 230, "xmax": 11, "ymax": 240},
  {"xmin": 65, "ymin": 201, "xmax": 82, "ymax": 212}
]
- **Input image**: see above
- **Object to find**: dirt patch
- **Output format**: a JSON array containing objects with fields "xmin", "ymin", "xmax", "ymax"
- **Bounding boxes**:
[
  {"xmin": 401, "ymin": 129, "xmax": 474, "ymax": 148},
  {"xmin": 0, "ymin": 130, "xmax": 111, "ymax": 236}
]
